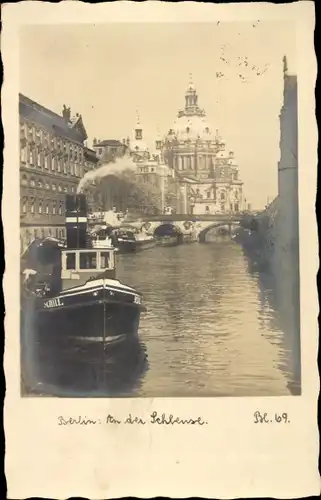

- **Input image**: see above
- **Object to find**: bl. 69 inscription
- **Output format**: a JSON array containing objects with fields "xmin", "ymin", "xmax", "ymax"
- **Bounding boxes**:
[{"xmin": 254, "ymin": 411, "xmax": 290, "ymax": 424}]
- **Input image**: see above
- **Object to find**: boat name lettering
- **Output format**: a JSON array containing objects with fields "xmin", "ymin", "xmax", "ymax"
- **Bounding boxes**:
[
  {"xmin": 44, "ymin": 297, "xmax": 64, "ymax": 308},
  {"xmin": 134, "ymin": 295, "xmax": 141, "ymax": 305}
]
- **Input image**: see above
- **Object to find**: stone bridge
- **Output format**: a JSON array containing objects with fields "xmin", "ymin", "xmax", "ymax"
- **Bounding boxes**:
[{"xmin": 123, "ymin": 214, "xmax": 248, "ymax": 243}]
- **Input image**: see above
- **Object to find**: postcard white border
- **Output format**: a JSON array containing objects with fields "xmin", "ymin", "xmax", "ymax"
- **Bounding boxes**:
[{"xmin": 2, "ymin": 2, "xmax": 319, "ymax": 498}]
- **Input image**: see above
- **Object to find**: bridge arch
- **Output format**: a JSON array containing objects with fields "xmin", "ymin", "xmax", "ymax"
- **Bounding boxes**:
[
  {"xmin": 198, "ymin": 222, "xmax": 240, "ymax": 243},
  {"xmin": 153, "ymin": 222, "xmax": 184, "ymax": 243}
]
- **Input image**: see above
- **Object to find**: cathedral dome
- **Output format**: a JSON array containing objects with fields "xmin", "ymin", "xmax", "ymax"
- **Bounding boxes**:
[{"xmin": 169, "ymin": 115, "xmax": 213, "ymax": 141}]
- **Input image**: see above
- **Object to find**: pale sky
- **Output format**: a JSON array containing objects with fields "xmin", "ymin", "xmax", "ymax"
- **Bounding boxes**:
[{"xmin": 19, "ymin": 22, "xmax": 296, "ymax": 209}]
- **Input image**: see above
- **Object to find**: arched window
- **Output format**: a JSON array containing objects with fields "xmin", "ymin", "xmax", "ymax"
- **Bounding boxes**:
[
  {"xmin": 44, "ymin": 155, "xmax": 49, "ymax": 169},
  {"xmin": 38, "ymin": 201, "xmax": 43, "ymax": 214},
  {"xmin": 30, "ymin": 200, "xmax": 35, "ymax": 214},
  {"xmin": 45, "ymin": 181, "xmax": 50, "ymax": 190},
  {"xmin": 37, "ymin": 179, "xmax": 43, "ymax": 188},
  {"xmin": 45, "ymin": 204, "xmax": 49, "ymax": 214},
  {"xmin": 30, "ymin": 177, "xmax": 35, "ymax": 187},
  {"xmin": 52, "ymin": 183, "xmax": 56, "ymax": 191},
  {"xmin": 21, "ymin": 174, "xmax": 28, "ymax": 186},
  {"xmin": 58, "ymin": 184, "xmax": 62, "ymax": 192},
  {"xmin": 22, "ymin": 198, "xmax": 27, "ymax": 213},
  {"xmin": 52, "ymin": 202, "xmax": 56, "ymax": 214}
]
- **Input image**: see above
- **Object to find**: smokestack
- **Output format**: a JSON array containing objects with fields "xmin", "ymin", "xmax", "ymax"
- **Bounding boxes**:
[{"xmin": 65, "ymin": 194, "xmax": 88, "ymax": 249}]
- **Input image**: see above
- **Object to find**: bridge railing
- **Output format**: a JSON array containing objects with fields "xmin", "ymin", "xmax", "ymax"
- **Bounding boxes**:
[{"xmin": 125, "ymin": 212, "xmax": 257, "ymax": 222}]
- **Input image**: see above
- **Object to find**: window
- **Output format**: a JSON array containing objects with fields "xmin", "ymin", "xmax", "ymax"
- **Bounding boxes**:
[
  {"xmin": 45, "ymin": 204, "xmax": 49, "ymax": 214},
  {"xmin": 66, "ymin": 253, "xmax": 76, "ymax": 270},
  {"xmin": 22, "ymin": 199, "xmax": 27, "ymax": 214},
  {"xmin": 100, "ymin": 252, "xmax": 111, "ymax": 269},
  {"xmin": 63, "ymin": 186, "xmax": 68, "ymax": 193},
  {"xmin": 21, "ymin": 174, "xmax": 28, "ymax": 186},
  {"xmin": 205, "ymin": 206, "xmax": 210, "ymax": 213},
  {"xmin": 58, "ymin": 203, "xmax": 62, "ymax": 215},
  {"xmin": 20, "ymin": 147, "xmax": 26, "ymax": 163},
  {"xmin": 45, "ymin": 182, "xmax": 50, "ymax": 190},
  {"xmin": 29, "ymin": 149, "xmax": 34, "ymax": 165},
  {"xmin": 207, "ymin": 191, "xmax": 211, "ymax": 199},
  {"xmin": 34, "ymin": 229, "xmax": 38, "ymax": 239},
  {"xmin": 74, "ymin": 164, "xmax": 79, "ymax": 177},
  {"xmin": 220, "ymin": 191, "xmax": 225, "ymax": 200},
  {"xmin": 98, "ymin": 148, "xmax": 103, "ymax": 156},
  {"xmin": 220, "ymin": 203, "xmax": 225, "ymax": 212},
  {"xmin": 234, "ymin": 203, "xmax": 239, "ymax": 213},
  {"xmin": 30, "ymin": 202, "xmax": 35, "ymax": 214},
  {"xmin": 57, "ymin": 159, "xmax": 61, "ymax": 173},
  {"xmin": 79, "ymin": 252, "xmax": 97, "ymax": 270},
  {"xmin": 63, "ymin": 160, "xmax": 67, "ymax": 175},
  {"xmin": 52, "ymin": 202, "xmax": 56, "ymax": 214},
  {"xmin": 58, "ymin": 184, "xmax": 62, "ymax": 192},
  {"xmin": 38, "ymin": 202, "xmax": 42, "ymax": 214},
  {"xmin": 37, "ymin": 151, "xmax": 42, "ymax": 167},
  {"xmin": 48, "ymin": 229, "xmax": 52, "ymax": 237},
  {"xmin": 44, "ymin": 155, "xmax": 49, "ymax": 169},
  {"xmin": 55, "ymin": 229, "xmax": 59, "ymax": 238},
  {"xmin": 30, "ymin": 178, "xmax": 35, "ymax": 187},
  {"xmin": 41, "ymin": 229, "xmax": 45, "ymax": 239}
]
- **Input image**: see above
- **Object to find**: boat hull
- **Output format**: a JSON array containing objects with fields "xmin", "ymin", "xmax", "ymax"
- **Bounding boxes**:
[{"xmin": 22, "ymin": 281, "xmax": 145, "ymax": 350}]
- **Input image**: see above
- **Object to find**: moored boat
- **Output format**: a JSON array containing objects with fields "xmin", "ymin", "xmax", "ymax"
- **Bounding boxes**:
[
  {"xmin": 21, "ymin": 194, "xmax": 146, "ymax": 349},
  {"xmin": 155, "ymin": 235, "xmax": 180, "ymax": 247}
]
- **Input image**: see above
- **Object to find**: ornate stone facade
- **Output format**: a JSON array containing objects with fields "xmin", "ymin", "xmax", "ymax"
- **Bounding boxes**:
[
  {"xmin": 163, "ymin": 77, "xmax": 244, "ymax": 215},
  {"xmin": 20, "ymin": 94, "xmax": 98, "ymax": 252}
]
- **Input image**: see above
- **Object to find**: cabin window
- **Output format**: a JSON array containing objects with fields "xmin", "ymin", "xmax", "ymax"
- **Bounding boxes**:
[
  {"xmin": 79, "ymin": 252, "xmax": 97, "ymax": 270},
  {"xmin": 100, "ymin": 252, "xmax": 111, "ymax": 269},
  {"xmin": 66, "ymin": 253, "xmax": 76, "ymax": 270}
]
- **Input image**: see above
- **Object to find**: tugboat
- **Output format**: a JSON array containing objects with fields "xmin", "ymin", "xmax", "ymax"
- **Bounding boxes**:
[{"xmin": 21, "ymin": 194, "xmax": 146, "ymax": 349}]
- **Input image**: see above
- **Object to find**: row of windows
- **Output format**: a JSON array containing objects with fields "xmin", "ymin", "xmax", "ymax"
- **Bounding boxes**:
[
  {"xmin": 137, "ymin": 166, "xmax": 156, "ymax": 173},
  {"xmin": 21, "ymin": 174, "xmax": 76, "ymax": 193},
  {"xmin": 20, "ymin": 147, "xmax": 87, "ymax": 177},
  {"xmin": 20, "ymin": 122, "xmax": 84, "ymax": 160},
  {"xmin": 21, "ymin": 198, "xmax": 65, "ymax": 216}
]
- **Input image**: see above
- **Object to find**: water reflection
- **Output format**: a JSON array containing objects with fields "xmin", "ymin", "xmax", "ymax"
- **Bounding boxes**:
[
  {"xmin": 21, "ymin": 238, "xmax": 300, "ymax": 397},
  {"xmin": 21, "ymin": 321, "xmax": 148, "ymax": 397}
]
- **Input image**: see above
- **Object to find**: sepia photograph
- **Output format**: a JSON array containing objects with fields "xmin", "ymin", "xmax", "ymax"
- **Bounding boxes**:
[{"xmin": 19, "ymin": 20, "xmax": 301, "ymax": 398}]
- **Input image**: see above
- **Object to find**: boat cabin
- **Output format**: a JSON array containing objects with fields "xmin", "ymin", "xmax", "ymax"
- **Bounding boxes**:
[{"xmin": 61, "ymin": 248, "xmax": 116, "ymax": 289}]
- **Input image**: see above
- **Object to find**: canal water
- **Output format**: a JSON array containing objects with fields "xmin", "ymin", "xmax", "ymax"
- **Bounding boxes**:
[{"xmin": 22, "ymin": 237, "xmax": 300, "ymax": 398}]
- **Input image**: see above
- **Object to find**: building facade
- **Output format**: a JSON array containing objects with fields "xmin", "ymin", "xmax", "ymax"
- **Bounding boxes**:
[
  {"xmin": 163, "ymin": 78, "xmax": 244, "ymax": 215},
  {"xmin": 20, "ymin": 94, "xmax": 98, "ymax": 252},
  {"xmin": 129, "ymin": 117, "xmax": 178, "ymax": 214},
  {"xmin": 92, "ymin": 138, "xmax": 129, "ymax": 162}
]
